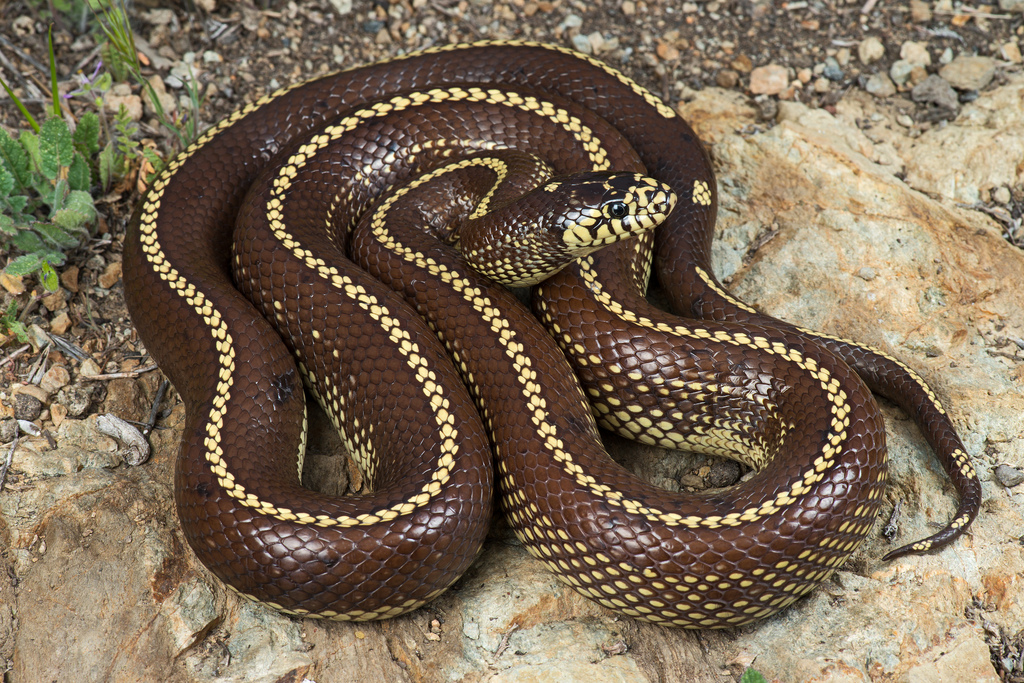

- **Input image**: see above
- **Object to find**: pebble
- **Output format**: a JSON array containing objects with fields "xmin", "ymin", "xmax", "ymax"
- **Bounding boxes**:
[
  {"xmin": 910, "ymin": 0, "xmax": 933, "ymax": 22},
  {"xmin": 889, "ymin": 60, "xmax": 916, "ymax": 86},
  {"xmin": 856, "ymin": 266, "xmax": 878, "ymax": 281},
  {"xmin": 822, "ymin": 57, "xmax": 843, "ymax": 81},
  {"xmin": 864, "ymin": 73, "xmax": 896, "ymax": 98},
  {"xmin": 912, "ymin": 75, "xmax": 960, "ymax": 110},
  {"xmin": 98, "ymin": 262, "xmax": 122, "ymax": 290},
  {"xmin": 995, "ymin": 464, "xmax": 1024, "ymax": 488},
  {"xmin": 749, "ymin": 64, "xmax": 789, "ymax": 95},
  {"xmin": 896, "ymin": 113, "xmax": 914, "ymax": 127},
  {"xmin": 939, "ymin": 55, "xmax": 998, "ymax": 91},
  {"xmin": 40, "ymin": 366, "xmax": 71, "ymax": 395},
  {"xmin": 993, "ymin": 187, "xmax": 1012, "ymax": 204},
  {"xmin": 716, "ymin": 69, "xmax": 739, "ymax": 88},
  {"xmin": 56, "ymin": 385, "xmax": 93, "ymax": 418},
  {"xmin": 104, "ymin": 83, "xmax": 143, "ymax": 121},
  {"xmin": 80, "ymin": 359, "xmax": 103, "ymax": 377},
  {"xmin": 13, "ymin": 393, "xmax": 42, "ymax": 421},
  {"xmin": 900, "ymin": 41, "xmax": 932, "ymax": 67},
  {"xmin": 1001, "ymin": 41, "xmax": 1022, "ymax": 64},
  {"xmin": 858, "ymin": 36, "xmax": 885, "ymax": 65}
]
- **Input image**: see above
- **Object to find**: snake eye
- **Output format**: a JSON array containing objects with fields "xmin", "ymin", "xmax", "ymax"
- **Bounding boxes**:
[{"xmin": 607, "ymin": 201, "xmax": 628, "ymax": 219}]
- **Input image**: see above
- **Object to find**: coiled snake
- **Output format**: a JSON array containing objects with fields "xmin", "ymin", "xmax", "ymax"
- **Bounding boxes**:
[{"xmin": 123, "ymin": 41, "xmax": 980, "ymax": 628}]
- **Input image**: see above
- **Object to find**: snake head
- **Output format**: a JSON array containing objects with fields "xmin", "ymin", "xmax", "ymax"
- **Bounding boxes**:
[{"xmin": 550, "ymin": 172, "xmax": 677, "ymax": 253}]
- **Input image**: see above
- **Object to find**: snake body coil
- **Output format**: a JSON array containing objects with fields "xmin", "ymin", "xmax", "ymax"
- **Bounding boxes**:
[{"xmin": 124, "ymin": 42, "xmax": 981, "ymax": 627}]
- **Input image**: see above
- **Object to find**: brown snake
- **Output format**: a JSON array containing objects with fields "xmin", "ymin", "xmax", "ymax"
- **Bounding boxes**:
[{"xmin": 123, "ymin": 41, "xmax": 981, "ymax": 628}]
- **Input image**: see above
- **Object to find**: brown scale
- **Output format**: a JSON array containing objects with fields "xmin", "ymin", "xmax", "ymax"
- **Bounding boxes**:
[{"xmin": 123, "ymin": 42, "xmax": 980, "ymax": 626}]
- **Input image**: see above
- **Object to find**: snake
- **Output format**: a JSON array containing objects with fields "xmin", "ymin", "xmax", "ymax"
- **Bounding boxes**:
[{"xmin": 123, "ymin": 41, "xmax": 981, "ymax": 628}]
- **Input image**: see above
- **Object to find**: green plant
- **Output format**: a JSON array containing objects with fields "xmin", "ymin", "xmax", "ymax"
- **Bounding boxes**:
[
  {"xmin": 93, "ymin": 0, "xmax": 203, "ymax": 149},
  {"xmin": 740, "ymin": 667, "xmax": 769, "ymax": 683},
  {"xmin": 1, "ymin": 27, "xmax": 97, "ymax": 283},
  {"xmin": 1, "ymin": 300, "xmax": 30, "ymax": 344}
]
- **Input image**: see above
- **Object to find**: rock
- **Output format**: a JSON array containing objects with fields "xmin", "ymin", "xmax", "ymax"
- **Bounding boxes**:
[
  {"xmin": 910, "ymin": 0, "xmax": 933, "ymax": 21},
  {"xmin": 890, "ymin": 59, "xmax": 916, "ymax": 85},
  {"xmin": 39, "ymin": 366, "xmax": 71, "ymax": 395},
  {"xmin": 55, "ymin": 384, "xmax": 93, "ymax": 418},
  {"xmin": 902, "ymin": 76, "xmax": 1024, "ymax": 202},
  {"xmin": 103, "ymin": 83, "xmax": 143, "ymax": 121},
  {"xmin": 12, "ymin": 393, "xmax": 41, "ymax": 421},
  {"xmin": 858, "ymin": 36, "xmax": 885, "ymax": 64},
  {"xmin": 911, "ymin": 75, "xmax": 960, "ymax": 110},
  {"xmin": 906, "ymin": 632, "xmax": 1001, "ymax": 682},
  {"xmin": 716, "ymin": 69, "xmax": 739, "ymax": 88},
  {"xmin": 995, "ymin": 464, "xmax": 1024, "ymax": 487},
  {"xmin": 1001, "ymin": 41, "xmax": 1023, "ymax": 64},
  {"xmin": 749, "ymin": 64, "xmax": 789, "ymax": 95},
  {"xmin": 900, "ymin": 41, "xmax": 932, "ymax": 66},
  {"xmin": 864, "ymin": 72, "xmax": 896, "ymax": 98},
  {"xmin": 939, "ymin": 55, "xmax": 998, "ymax": 91},
  {"xmin": 98, "ymin": 261, "xmax": 122, "ymax": 289}
]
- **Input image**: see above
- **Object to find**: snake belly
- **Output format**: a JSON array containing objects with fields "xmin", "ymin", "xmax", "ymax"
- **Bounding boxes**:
[{"xmin": 123, "ymin": 41, "xmax": 981, "ymax": 627}]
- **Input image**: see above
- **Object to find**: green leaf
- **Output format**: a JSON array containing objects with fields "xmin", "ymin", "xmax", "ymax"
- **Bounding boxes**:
[
  {"xmin": 3, "ymin": 253, "xmax": 43, "ymax": 276},
  {"xmin": 20, "ymin": 130, "xmax": 42, "ymax": 177},
  {"xmin": 3, "ymin": 193, "xmax": 29, "ymax": 217},
  {"xmin": 73, "ymin": 112, "xmax": 101, "ymax": 156},
  {"xmin": 52, "ymin": 190, "xmax": 96, "ymax": 231},
  {"xmin": 0, "ymin": 164, "xmax": 14, "ymax": 199},
  {"xmin": 740, "ymin": 668, "xmax": 769, "ymax": 683},
  {"xmin": 39, "ymin": 117, "xmax": 74, "ymax": 181},
  {"xmin": 68, "ymin": 151, "xmax": 91, "ymax": 192},
  {"xmin": 98, "ymin": 142, "xmax": 117, "ymax": 191},
  {"xmin": 0, "ymin": 213, "xmax": 15, "ymax": 235},
  {"xmin": 0, "ymin": 128, "xmax": 31, "ymax": 189},
  {"xmin": 11, "ymin": 230, "xmax": 44, "ymax": 253},
  {"xmin": 39, "ymin": 260, "xmax": 59, "ymax": 292},
  {"xmin": 37, "ymin": 220, "xmax": 80, "ymax": 247}
]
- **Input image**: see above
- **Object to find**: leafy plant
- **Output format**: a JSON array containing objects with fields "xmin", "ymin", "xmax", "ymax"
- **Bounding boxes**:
[
  {"xmin": 740, "ymin": 667, "xmax": 769, "ymax": 683},
  {"xmin": 1, "ymin": 300, "xmax": 30, "ymax": 344},
  {"xmin": 1, "ymin": 27, "xmax": 97, "ymax": 284}
]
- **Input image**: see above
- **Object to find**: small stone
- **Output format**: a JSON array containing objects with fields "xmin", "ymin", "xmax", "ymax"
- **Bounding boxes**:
[
  {"xmin": 912, "ymin": 75, "xmax": 960, "ymax": 110},
  {"xmin": 202, "ymin": 50, "xmax": 223, "ymax": 64},
  {"xmin": 327, "ymin": 0, "xmax": 353, "ymax": 14},
  {"xmin": 1000, "ymin": 41, "xmax": 1022, "ymax": 64},
  {"xmin": 571, "ymin": 33, "xmax": 593, "ymax": 55},
  {"xmin": 50, "ymin": 403, "xmax": 68, "ymax": 428},
  {"xmin": 13, "ymin": 393, "xmax": 43, "ymax": 421},
  {"xmin": 194, "ymin": 0, "xmax": 215, "ymax": 11},
  {"xmin": 910, "ymin": 0, "xmax": 933, "ymax": 21},
  {"xmin": 939, "ymin": 55, "xmax": 998, "ymax": 91},
  {"xmin": 909, "ymin": 65, "xmax": 929, "ymax": 86},
  {"xmin": 749, "ymin": 64, "xmax": 789, "ymax": 95},
  {"xmin": 621, "ymin": 0, "xmax": 635, "ymax": 15},
  {"xmin": 60, "ymin": 265, "xmax": 79, "ymax": 293},
  {"xmin": 104, "ymin": 83, "xmax": 143, "ymax": 121},
  {"xmin": 49, "ymin": 311, "xmax": 71, "ymax": 335},
  {"xmin": 896, "ymin": 113, "xmax": 914, "ymax": 127},
  {"xmin": 823, "ymin": 57, "xmax": 843, "ymax": 81},
  {"xmin": 80, "ymin": 359, "xmax": 103, "ymax": 377},
  {"xmin": 98, "ymin": 261, "xmax": 122, "ymax": 289},
  {"xmin": 716, "ymin": 69, "xmax": 739, "ymax": 88},
  {"xmin": 859, "ymin": 36, "xmax": 885, "ymax": 65},
  {"xmin": 995, "ymin": 464, "xmax": 1024, "ymax": 488},
  {"xmin": 41, "ymin": 290, "xmax": 65, "ymax": 312},
  {"xmin": 813, "ymin": 77, "xmax": 831, "ymax": 93},
  {"xmin": 0, "ymin": 272, "xmax": 25, "ymax": 294},
  {"xmin": 835, "ymin": 48, "xmax": 851, "ymax": 67},
  {"xmin": 656, "ymin": 41, "xmax": 680, "ymax": 62},
  {"xmin": 890, "ymin": 59, "xmax": 915, "ymax": 85},
  {"xmin": 900, "ymin": 41, "xmax": 932, "ymax": 67},
  {"xmin": 856, "ymin": 266, "xmax": 878, "ymax": 280},
  {"xmin": 864, "ymin": 72, "xmax": 896, "ymax": 98},
  {"xmin": 587, "ymin": 32, "xmax": 606, "ymax": 54},
  {"xmin": 731, "ymin": 54, "xmax": 753, "ymax": 73},
  {"xmin": 708, "ymin": 460, "xmax": 742, "ymax": 488},
  {"xmin": 993, "ymin": 186, "xmax": 1012, "ymax": 204},
  {"xmin": 56, "ymin": 385, "xmax": 94, "ymax": 418},
  {"xmin": 39, "ymin": 366, "xmax": 71, "ymax": 394},
  {"xmin": 0, "ymin": 419, "xmax": 17, "ymax": 443}
]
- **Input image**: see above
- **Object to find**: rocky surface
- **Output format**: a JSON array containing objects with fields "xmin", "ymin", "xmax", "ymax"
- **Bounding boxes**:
[{"xmin": 2, "ymin": 1, "xmax": 1024, "ymax": 682}]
